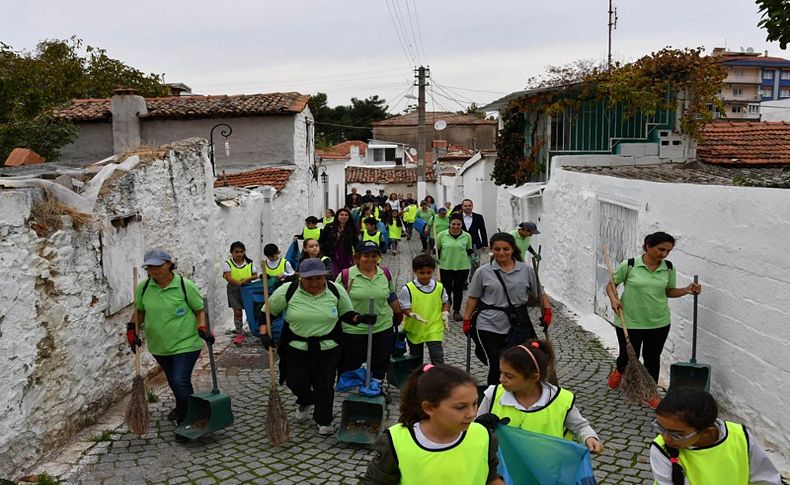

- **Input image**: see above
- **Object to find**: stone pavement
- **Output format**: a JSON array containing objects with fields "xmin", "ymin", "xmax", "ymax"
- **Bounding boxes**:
[{"xmin": 30, "ymin": 237, "xmax": 658, "ymax": 484}]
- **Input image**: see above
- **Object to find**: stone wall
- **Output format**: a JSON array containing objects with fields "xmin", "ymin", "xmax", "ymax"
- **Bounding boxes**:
[{"xmin": 533, "ymin": 159, "xmax": 790, "ymax": 460}]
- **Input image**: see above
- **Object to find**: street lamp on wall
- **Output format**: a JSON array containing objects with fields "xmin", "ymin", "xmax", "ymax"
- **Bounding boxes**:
[
  {"xmin": 309, "ymin": 158, "xmax": 328, "ymax": 183},
  {"xmin": 209, "ymin": 123, "xmax": 232, "ymax": 177}
]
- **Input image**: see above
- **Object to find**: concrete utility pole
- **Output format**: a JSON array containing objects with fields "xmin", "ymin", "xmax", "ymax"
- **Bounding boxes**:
[
  {"xmin": 607, "ymin": 0, "xmax": 618, "ymax": 70},
  {"xmin": 416, "ymin": 66, "xmax": 429, "ymax": 201}
]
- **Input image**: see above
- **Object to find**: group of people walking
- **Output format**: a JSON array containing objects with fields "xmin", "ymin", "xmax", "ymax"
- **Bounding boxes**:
[{"xmin": 125, "ymin": 189, "xmax": 782, "ymax": 483}]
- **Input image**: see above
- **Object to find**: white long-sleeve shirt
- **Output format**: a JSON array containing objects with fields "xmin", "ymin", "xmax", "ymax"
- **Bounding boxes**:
[
  {"xmin": 477, "ymin": 382, "xmax": 599, "ymax": 444},
  {"xmin": 650, "ymin": 419, "xmax": 782, "ymax": 485}
]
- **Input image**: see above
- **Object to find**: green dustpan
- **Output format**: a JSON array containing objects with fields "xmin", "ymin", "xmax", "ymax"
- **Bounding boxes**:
[
  {"xmin": 669, "ymin": 276, "xmax": 711, "ymax": 392},
  {"xmin": 175, "ymin": 297, "xmax": 234, "ymax": 440},
  {"xmin": 387, "ymin": 354, "xmax": 421, "ymax": 388},
  {"xmin": 338, "ymin": 298, "xmax": 387, "ymax": 445}
]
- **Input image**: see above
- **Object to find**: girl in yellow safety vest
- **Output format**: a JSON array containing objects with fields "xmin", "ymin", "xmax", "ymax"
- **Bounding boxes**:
[
  {"xmin": 263, "ymin": 243, "xmax": 295, "ymax": 292},
  {"xmin": 299, "ymin": 238, "xmax": 334, "ymax": 280},
  {"xmin": 477, "ymin": 340, "xmax": 604, "ymax": 455},
  {"xmin": 223, "ymin": 241, "xmax": 259, "ymax": 345},
  {"xmin": 650, "ymin": 387, "xmax": 781, "ymax": 485},
  {"xmin": 361, "ymin": 364, "xmax": 505, "ymax": 485}
]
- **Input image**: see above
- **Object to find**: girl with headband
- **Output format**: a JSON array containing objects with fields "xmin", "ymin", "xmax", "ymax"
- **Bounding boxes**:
[
  {"xmin": 477, "ymin": 340, "xmax": 604, "ymax": 454},
  {"xmin": 361, "ymin": 364, "xmax": 505, "ymax": 484}
]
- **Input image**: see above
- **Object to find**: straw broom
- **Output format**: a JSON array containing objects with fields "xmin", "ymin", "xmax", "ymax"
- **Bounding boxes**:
[
  {"xmin": 602, "ymin": 246, "xmax": 660, "ymax": 404},
  {"xmin": 125, "ymin": 267, "xmax": 149, "ymax": 436},
  {"xmin": 531, "ymin": 248, "xmax": 558, "ymax": 386},
  {"xmin": 262, "ymin": 279, "xmax": 290, "ymax": 446}
]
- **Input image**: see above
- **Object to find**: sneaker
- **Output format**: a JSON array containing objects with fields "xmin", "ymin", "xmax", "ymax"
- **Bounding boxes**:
[
  {"xmin": 232, "ymin": 334, "xmax": 246, "ymax": 346},
  {"xmin": 317, "ymin": 424, "xmax": 337, "ymax": 435},
  {"xmin": 607, "ymin": 369, "xmax": 623, "ymax": 389},
  {"xmin": 453, "ymin": 311, "xmax": 463, "ymax": 322},
  {"xmin": 641, "ymin": 397, "xmax": 661, "ymax": 410},
  {"xmin": 294, "ymin": 405, "xmax": 314, "ymax": 421},
  {"xmin": 167, "ymin": 409, "xmax": 178, "ymax": 421}
]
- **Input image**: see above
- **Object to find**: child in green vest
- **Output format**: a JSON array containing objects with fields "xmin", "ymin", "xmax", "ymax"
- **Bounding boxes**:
[
  {"xmin": 263, "ymin": 243, "xmax": 295, "ymax": 292},
  {"xmin": 295, "ymin": 216, "xmax": 322, "ymax": 241},
  {"xmin": 362, "ymin": 217, "xmax": 385, "ymax": 251},
  {"xmin": 477, "ymin": 340, "xmax": 604, "ymax": 454},
  {"xmin": 222, "ymin": 241, "xmax": 259, "ymax": 345},
  {"xmin": 383, "ymin": 207, "xmax": 402, "ymax": 255},
  {"xmin": 398, "ymin": 254, "xmax": 449, "ymax": 365},
  {"xmin": 299, "ymin": 238, "xmax": 333, "ymax": 280},
  {"xmin": 360, "ymin": 364, "xmax": 505, "ymax": 485},
  {"xmin": 650, "ymin": 388, "xmax": 781, "ymax": 485}
]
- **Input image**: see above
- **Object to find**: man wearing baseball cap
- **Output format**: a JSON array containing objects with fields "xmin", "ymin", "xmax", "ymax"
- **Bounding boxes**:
[{"xmin": 511, "ymin": 221, "xmax": 541, "ymax": 261}]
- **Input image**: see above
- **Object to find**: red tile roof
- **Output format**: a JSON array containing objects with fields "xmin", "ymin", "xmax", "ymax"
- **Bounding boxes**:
[
  {"xmin": 317, "ymin": 140, "xmax": 368, "ymax": 159},
  {"xmin": 698, "ymin": 122, "xmax": 790, "ymax": 166},
  {"xmin": 213, "ymin": 167, "xmax": 294, "ymax": 191},
  {"xmin": 54, "ymin": 92, "xmax": 310, "ymax": 122},
  {"xmin": 372, "ymin": 111, "xmax": 496, "ymax": 127},
  {"xmin": 345, "ymin": 166, "xmax": 437, "ymax": 183}
]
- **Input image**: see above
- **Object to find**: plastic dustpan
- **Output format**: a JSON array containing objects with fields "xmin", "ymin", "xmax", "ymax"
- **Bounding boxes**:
[
  {"xmin": 669, "ymin": 276, "xmax": 711, "ymax": 392},
  {"xmin": 175, "ymin": 297, "xmax": 234, "ymax": 440},
  {"xmin": 387, "ymin": 354, "xmax": 421, "ymax": 388}
]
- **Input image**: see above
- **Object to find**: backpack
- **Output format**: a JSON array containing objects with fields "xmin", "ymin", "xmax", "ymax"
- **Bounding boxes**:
[
  {"xmin": 140, "ymin": 275, "xmax": 194, "ymax": 309},
  {"xmin": 625, "ymin": 257, "xmax": 673, "ymax": 284},
  {"xmin": 340, "ymin": 265, "xmax": 392, "ymax": 290}
]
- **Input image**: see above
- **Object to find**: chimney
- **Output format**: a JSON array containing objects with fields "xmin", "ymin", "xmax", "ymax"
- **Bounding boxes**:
[
  {"xmin": 350, "ymin": 145, "xmax": 360, "ymax": 159},
  {"xmin": 110, "ymin": 88, "xmax": 148, "ymax": 154},
  {"xmin": 765, "ymin": 50, "xmax": 769, "ymax": 57}
]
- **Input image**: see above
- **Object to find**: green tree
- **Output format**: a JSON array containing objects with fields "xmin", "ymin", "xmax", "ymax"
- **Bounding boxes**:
[
  {"xmin": 756, "ymin": 0, "xmax": 790, "ymax": 49},
  {"xmin": 0, "ymin": 37, "xmax": 168, "ymax": 164},
  {"xmin": 457, "ymin": 102, "xmax": 486, "ymax": 119},
  {"xmin": 311, "ymin": 93, "xmax": 390, "ymax": 147}
]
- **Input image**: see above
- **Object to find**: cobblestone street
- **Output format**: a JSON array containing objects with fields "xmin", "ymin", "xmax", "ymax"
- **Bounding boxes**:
[{"xmin": 36, "ymin": 237, "xmax": 658, "ymax": 484}]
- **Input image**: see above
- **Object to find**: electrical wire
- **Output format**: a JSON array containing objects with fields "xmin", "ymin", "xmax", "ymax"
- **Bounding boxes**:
[
  {"xmin": 392, "ymin": 0, "xmax": 420, "ymax": 65},
  {"xmin": 384, "ymin": 0, "xmax": 416, "ymax": 69},
  {"xmin": 410, "ymin": 0, "xmax": 428, "ymax": 64},
  {"xmin": 402, "ymin": 0, "xmax": 423, "ymax": 65}
]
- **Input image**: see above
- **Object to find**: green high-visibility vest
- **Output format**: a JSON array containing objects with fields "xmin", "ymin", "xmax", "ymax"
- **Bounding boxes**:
[
  {"xmin": 403, "ymin": 281, "xmax": 444, "ymax": 343},
  {"xmin": 302, "ymin": 227, "xmax": 321, "ymax": 240},
  {"xmin": 388, "ymin": 422, "xmax": 490, "ymax": 485},
  {"xmin": 265, "ymin": 258, "xmax": 287, "ymax": 277},
  {"xmin": 388, "ymin": 219, "xmax": 402, "ymax": 239},
  {"xmin": 322, "ymin": 216, "xmax": 334, "ymax": 226},
  {"xmin": 403, "ymin": 205, "xmax": 417, "ymax": 223},
  {"xmin": 489, "ymin": 384, "xmax": 574, "ymax": 439},
  {"xmin": 362, "ymin": 230, "xmax": 383, "ymax": 246},
  {"xmin": 225, "ymin": 259, "xmax": 253, "ymax": 281},
  {"xmin": 653, "ymin": 421, "xmax": 750, "ymax": 485}
]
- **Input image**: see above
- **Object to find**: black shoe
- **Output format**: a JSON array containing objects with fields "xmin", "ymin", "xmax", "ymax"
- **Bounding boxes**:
[
  {"xmin": 453, "ymin": 312, "xmax": 463, "ymax": 322},
  {"xmin": 174, "ymin": 432, "xmax": 190, "ymax": 443},
  {"xmin": 167, "ymin": 409, "xmax": 178, "ymax": 421}
]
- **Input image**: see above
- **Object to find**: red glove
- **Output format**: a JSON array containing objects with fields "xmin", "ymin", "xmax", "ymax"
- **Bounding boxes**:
[
  {"xmin": 197, "ymin": 325, "xmax": 215, "ymax": 345},
  {"xmin": 393, "ymin": 312, "xmax": 403, "ymax": 327},
  {"xmin": 541, "ymin": 307, "xmax": 553, "ymax": 328},
  {"xmin": 126, "ymin": 322, "xmax": 142, "ymax": 353},
  {"xmin": 462, "ymin": 319, "xmax": 472, "ymax": 335}
]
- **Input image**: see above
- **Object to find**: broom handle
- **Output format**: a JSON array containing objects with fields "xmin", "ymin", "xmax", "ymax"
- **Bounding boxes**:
[
  {"xmin": 365, "ymin": 298, "xmax": 374, "ymax": 389},
  {"xmin": 203, "ymin": 296, "xmax": 219, "ymax": 393},
  {"xmin": 602, "ymin": 246, "xmax": 632, "ymax": 340},
  {"xmin": 691, "ymin": 275, "xmax": 699, "ymax": 363},
  {"xmin": 262, "ymin": 276, "xmax": 277, "ymax": 385},
  {"xmin": 133, "ymin": 268, "xmax": 140, "ymax": 374}
]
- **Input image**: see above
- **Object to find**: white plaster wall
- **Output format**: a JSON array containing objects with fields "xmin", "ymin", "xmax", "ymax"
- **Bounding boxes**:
[
  {"xmin": 539, "ymin": 161, "xmax": 790, "ymax": 459},
  {"xmin": 760, "ymin": 98, "xmax": 790, "ymax": 121},
  {"xmin": 460, "ymin": 159, "xmax": 498, "ymax": 240}
]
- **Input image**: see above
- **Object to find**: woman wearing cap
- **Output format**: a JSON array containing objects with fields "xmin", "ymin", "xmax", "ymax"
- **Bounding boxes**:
[
  {"xmin": 336, "ymin": 241, "xmax": 403, "ymax": 382},
  {"xmin": 511, "ymin": 222, "xmax": 541, "ymax": 261},
  {"xmin": 128, "ymin": 249, "xmax": 213, "ymax": 441},
  {"xmin": 319, "ymin": 207, "xmax": 358, "ymax": 277},
  {"xmin": 264, "ymin": 258, "xmax": 374, "ymax": 435}
]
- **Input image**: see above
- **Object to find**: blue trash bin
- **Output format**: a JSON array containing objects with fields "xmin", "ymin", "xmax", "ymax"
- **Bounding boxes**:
[{"xmin": 239, "ymin": 279, "xmax": 283, "ymax": 340}]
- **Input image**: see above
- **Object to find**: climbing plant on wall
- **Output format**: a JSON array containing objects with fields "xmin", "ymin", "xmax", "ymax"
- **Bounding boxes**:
[{"xmin": 493, "ymin": 48, "xmax": 727, "ymax": 186}]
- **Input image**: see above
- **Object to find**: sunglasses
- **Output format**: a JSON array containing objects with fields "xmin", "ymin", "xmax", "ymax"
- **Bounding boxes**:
[{"xmin": 652, "ymin": 419, "xmax": 703, "ymax": 441}]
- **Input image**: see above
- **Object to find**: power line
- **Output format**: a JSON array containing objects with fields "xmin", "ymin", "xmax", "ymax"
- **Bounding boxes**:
[
  {"xmin": 403, "ymin": 0, "xmax": 423, "ymax": 65},
  {"xmin": 384, "ymin": 0, "xmax": 416, "ymax": 68},
  {"xmin": 432, "ymin": 81, "xmax": 478, "ymax": 106},
  {"xmin": 427, "ymin": 82, "xmax": 509, "ymax": 95},
  {"xmin": 410, "ymin": 0, "xmax": 428, "ymax": 63},
  {"xmin": 391, "ymin": 0, "xmax": 420, "ymax": 64},
  {"xmin": 314, "ymin": 121, "xmax": 375, "ymax": 130}
]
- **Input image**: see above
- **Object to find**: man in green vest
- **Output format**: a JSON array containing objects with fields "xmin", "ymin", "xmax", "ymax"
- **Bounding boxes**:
[{"xmin": 511, "ymin": 221, "xmax": 541, "ymax": 261}]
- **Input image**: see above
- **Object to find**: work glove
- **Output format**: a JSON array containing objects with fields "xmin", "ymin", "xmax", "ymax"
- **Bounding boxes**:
[
  {"xmin": 462, "ymin": 319, "xmax": 472, "ymax": 335},
  {"xmin": 474, "ymin": 413, "xmax": 510, "ymax": 431},
  {"xmin": 126, "ymin": 322, "xmax": 142, "ymax": 353},
  {"xmin": 442, "ymin": 311, "xmax": 450, "ymax": 330},
  {"xmin": 259, "ymin": 334, "xmax": 274, "ymax": 350},
  {"xmin": 531, "ymin": 253, "xmax": 542, "ymax": 262},
  {"xmin": 540, "ymin": 307, "xmax": 553, "ymax": 329},
  {"xmin": 357, "ymin": 313, "xmax": 378, "ymax": 326},
  {"xmin": 410, "ymin": 312, "xmax": 428, "ymax": 324},
  {"xmin": 197, "ymin": 325, "xmax": 215, "ymax": 345}
]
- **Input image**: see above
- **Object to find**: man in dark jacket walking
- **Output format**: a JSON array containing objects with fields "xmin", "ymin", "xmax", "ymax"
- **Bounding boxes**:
[{"xmin": 460, "ymin": 199, "xmax": 488, "ymax": 281}]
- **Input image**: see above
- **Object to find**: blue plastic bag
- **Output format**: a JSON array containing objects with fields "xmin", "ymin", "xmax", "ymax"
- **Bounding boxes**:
[
  {"xmin": 495, "ymin": 425, "xmax": 596, "ymax": 485},
  {"xmin": 360, "ymin": 378, "xmax": 382, "ymax": 397},
  {"xmin": 285, "ymin": 239, "xmax": 300, "ymax": 273},
  {"xmin": 337, "ymin": 367, "xmax": 366, "ymax": 392}
]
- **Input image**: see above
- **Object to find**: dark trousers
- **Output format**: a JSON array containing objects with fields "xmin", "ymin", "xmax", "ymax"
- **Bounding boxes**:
[
  {"xmin": 419, "ymin": 232, "xmax": 434, "ymax": 251},
  {"xmin": 284, "ymin": 345, "xmax": 342, "ymax": 426},
  {"xmin": 404, "ymin": 222, "xmax": 413, "ymax": 239},
  {"xmin": 408, "ymin": 340, "xmax": 445, "ymax": 365},
  {"xmin": 153, "ymin": 350, "xmax": 201, "ymax": 423},
  {"xmin": 339, "ymin": 328, "xmax": 394, "ymax": 380},
  {"xmin": 614, "ymin": 325, "xmax": 671, "ymax": 383},
  {"xmin": 440, "ymin": 269, "xmax": 469, "ymax": 312},
  {"xmin": 476, "ymin": 329, "xmax": 509, "ymax": 386}
]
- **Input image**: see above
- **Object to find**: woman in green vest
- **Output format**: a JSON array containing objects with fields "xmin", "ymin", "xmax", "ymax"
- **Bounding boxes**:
[
  {"xmin": 650, "ymin": 388, "xmax": 780, "ymax": 485},
  {"xmin": 605, "ymin": 231, "xmax": 702, "ymax": 399},
  {"xmin": 429, "ymin": 206, "xmax": 450, "ymax": 253},
  {"xmin": 436, "ymin": 214, "xmax": 473, "ymax": 320},
  {"xmin": 477, "ymin": 340, "xmax": 604, "ymax": 454},
  {"xmin": 361, "ymin": 364, "xmax": 505, "ymax": 484},
  {"xmin": 402, "ymin": 201, "xmax": 418, "ymax": 241},
  {"xmin": 299, "ymin": 238, "xmax": 333, "ymax": 280},
  {"xmin": 222, "ymin": 241, "xmax": 259, "ymax": 345}
]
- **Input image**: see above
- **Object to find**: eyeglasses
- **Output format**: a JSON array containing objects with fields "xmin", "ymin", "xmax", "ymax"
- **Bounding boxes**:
[{"xmin": 652, "ymin": 419, "xmax": 703, "ymax": 441}]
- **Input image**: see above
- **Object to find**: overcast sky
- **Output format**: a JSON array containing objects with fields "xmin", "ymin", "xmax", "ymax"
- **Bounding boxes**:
[{"xmin": 2, "ymin": 0, "xmax": 782, "ymax": 113}]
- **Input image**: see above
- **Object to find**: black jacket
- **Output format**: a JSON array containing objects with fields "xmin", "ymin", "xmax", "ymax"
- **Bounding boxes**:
[{"xmin": 462, "ymin": 212, "xmax": 488, "ymax": 249}]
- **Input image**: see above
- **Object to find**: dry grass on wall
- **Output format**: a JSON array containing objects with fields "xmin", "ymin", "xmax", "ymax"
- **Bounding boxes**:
[{"xmin": 29, "ymin": 192, "xmax": 93, "ymax": 236}]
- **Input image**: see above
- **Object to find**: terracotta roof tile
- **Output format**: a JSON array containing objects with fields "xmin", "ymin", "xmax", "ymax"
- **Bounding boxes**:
[
  {"xmin": 698, "ymin": 122, "xmax": 790, "ymax": 166},
  {"xmin": 317, "ymin": 140, "xmax": 368, "ymax": 160},
  {"xmin": 213, "ymin": 167, "xmax": 294, "ymax": 191},
  {"xmin": 345, "ymin": 166, "xmax": 436, "ymax": 184},
  {"xmin": 54, "ymin": 92, "xmax": 310, "ymax": 122},
  {"xmin": 372, "ymin": 111, "xmax": 496, "ymax": 127}
]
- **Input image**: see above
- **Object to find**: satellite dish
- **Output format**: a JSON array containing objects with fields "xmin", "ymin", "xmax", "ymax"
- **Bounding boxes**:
[
  {"xmin": 434, "ymin": 120, "xmax": 447, "ymax": 131},
  {"xmin": 408, "ymin": 147, "xmax": 418, "ymax": 155}
]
